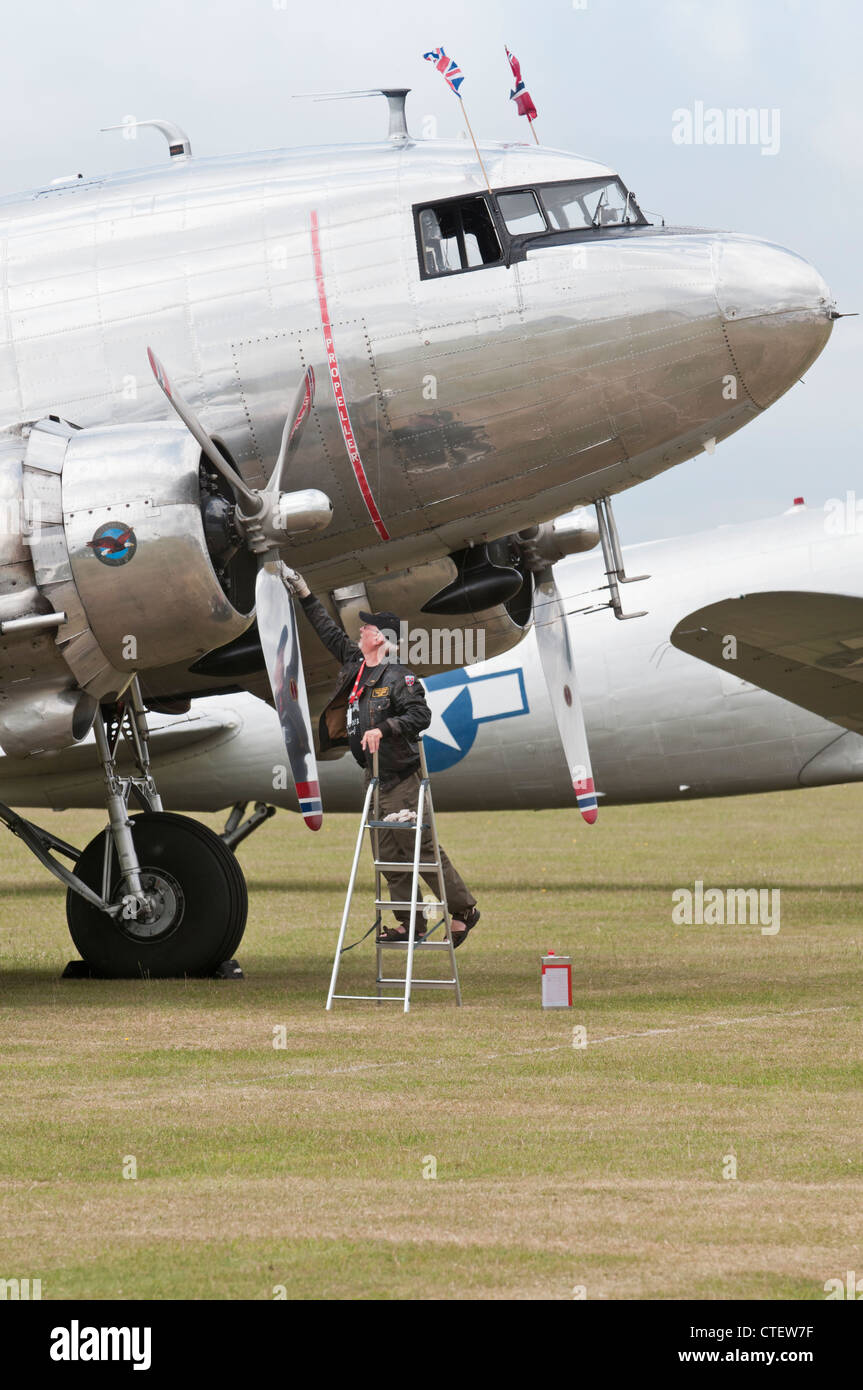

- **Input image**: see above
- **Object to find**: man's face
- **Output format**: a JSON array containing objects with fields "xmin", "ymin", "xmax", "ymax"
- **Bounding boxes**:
[{"xmin": 359, "ymin": 623, "xmax": 389, "ymax": 662}]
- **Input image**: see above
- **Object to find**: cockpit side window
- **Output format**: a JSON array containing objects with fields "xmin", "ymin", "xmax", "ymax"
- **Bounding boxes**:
[
  {"xmin": 416, "ymin": 197, "xmax": 502, "ymax": 277},
  {"xmin": 497, "ymin": 190, "xmax": 547, "ymax": 235}
]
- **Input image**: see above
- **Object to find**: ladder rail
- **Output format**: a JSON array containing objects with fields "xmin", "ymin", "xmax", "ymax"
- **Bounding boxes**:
[
  {"xmin": 419, "ymin": 740, "xmax": 462, "ymax": 1007},
  {"xmin": 325, "ymin": 775, "xmax": 377, "ymax": 1010},
  {"xmin": 400, "ymin": 776, "xmax": 427, "ymax": 1013}
]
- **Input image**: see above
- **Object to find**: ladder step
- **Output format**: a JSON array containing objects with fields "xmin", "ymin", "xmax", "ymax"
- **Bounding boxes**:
[
  {"xmin": 377, "ymin": 978, "xmax": 459, "ymax": 988},
  {"xmin": 365, "ymin": 820, "xmax": 430, "ymax": 830},
  {"xmin": 330, "ymin": 994, "xmax": 405, "ymax": 1002},
  {"xmin": 374, "ymin": 899, "xmax": 443, "ymax": 909},
  {"xmin": 377, "ymin": 939, "xmax": 453, "ymax": 950},
  {"xmin": 373, "ymin": 860, "xmax": 440, "ymax": 870}
]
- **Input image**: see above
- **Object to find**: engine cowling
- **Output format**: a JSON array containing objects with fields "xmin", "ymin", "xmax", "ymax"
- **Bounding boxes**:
[{"xmin": 0, "ymin": 416, "xmax": 256, "ymax": 755}]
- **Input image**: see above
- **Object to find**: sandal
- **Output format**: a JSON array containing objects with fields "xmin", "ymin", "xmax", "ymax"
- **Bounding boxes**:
[
  {"xmin": 451, "ymin": 906, "xmax": 480, "ymax": 950},
  {"xmin": 378, "ymin": 923, "xmax": 427, "ymax": 943}
]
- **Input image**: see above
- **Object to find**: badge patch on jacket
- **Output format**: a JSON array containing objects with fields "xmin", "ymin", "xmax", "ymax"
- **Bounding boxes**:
[
  {"xmin": 405, "ymin": 674, "xmax": 415, "ymax": 687},
  {"xmin": 372, "ymin": 686, "xmax": 389, "ymax": 697}
]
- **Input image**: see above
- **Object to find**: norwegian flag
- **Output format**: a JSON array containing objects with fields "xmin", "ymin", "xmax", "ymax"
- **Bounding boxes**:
[
  {"xmin": 506, "ymin": 46, "xmax": 538, "ymax": 122},
  {"xmin": 423, "ymin": 47, "xmax": 464, "ymax": 98}
]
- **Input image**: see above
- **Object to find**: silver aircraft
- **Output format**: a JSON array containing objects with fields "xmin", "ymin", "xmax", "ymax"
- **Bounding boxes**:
[
  {"xmin": 0, "ymin": 92, "xmax": 837, "ymax": 976},
  {"xmin": 7, "ymin": 499, "xmax": 863, "ymax": 822}
]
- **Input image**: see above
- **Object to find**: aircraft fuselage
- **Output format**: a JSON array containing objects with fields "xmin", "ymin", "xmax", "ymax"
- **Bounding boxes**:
[{"xmin": 0, "ymin": 139, "xmax": 834, "ymax": 591}]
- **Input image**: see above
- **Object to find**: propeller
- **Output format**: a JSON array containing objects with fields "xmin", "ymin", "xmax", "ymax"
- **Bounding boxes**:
[
  {"xmin": 148, "ymin": 349, "xmax": 328, "ymax": 830},
  {"xmin": 531, "ymin": 564, "xmax": 598, "ymax": 825}
]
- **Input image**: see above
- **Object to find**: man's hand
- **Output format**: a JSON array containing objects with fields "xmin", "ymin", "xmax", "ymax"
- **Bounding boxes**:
[
  {"xmin": 280, "ymin": 564, "xmax": 310, "ymax": 599},
  {"xmin": 362, "ymin": 727, "xmax": 383, "ymax": 755}
]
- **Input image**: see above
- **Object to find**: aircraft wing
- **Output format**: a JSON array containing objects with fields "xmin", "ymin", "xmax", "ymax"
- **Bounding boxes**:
[
  {"xmin": 671, "ymin": 591, "xmax": 863, "ymax": 733},
  {"xmin": 0, "ymin": 705, "xmax": 240, "ymax": 782}
]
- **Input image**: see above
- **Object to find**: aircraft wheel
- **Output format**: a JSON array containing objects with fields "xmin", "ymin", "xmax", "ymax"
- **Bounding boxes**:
[{"xmin": 66, "ymin": 811, "xmax": 248, "ymax": 978}]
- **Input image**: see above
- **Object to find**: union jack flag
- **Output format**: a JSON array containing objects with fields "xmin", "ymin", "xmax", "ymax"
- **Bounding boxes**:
[
  {"xmin": 506, "ymin": 46, "xmax": 538, "ymax": 122},
  {"xmin": 423, "ymin": 47, "xmax": 464, "ymax": 98}
]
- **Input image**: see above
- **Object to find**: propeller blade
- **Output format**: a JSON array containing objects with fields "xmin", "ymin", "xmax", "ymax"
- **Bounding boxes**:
[
  {"xmin": 268, "ymin": 366, "xmax": 316, "ymax": 495},
  {"xmin": 255, "ymin": 561, "xmax": 322, "ymax": 831},
  {"xmin": 147, "ymin": 347, "xmax": 259, "ymax": 510},
  {"xmin": 533, "ymin": 567, "xmax": 598, "ymax": 824}
]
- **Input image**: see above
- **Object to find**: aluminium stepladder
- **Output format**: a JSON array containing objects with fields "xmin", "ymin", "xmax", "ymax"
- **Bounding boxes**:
[{"xmin": 326, "ymin": 736, "xmax": 461, "ymax": 1013}]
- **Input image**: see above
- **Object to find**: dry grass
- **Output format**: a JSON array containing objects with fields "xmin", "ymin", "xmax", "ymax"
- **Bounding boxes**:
[{"xmin": 1, "ymin": 785, "xmax": 862, "ymax": 1299}]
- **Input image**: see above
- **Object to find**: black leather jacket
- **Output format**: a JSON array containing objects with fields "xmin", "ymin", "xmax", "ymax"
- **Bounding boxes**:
[{"xmin": 299, "ymin": 593, "xmax": 431, "ymax": 788}]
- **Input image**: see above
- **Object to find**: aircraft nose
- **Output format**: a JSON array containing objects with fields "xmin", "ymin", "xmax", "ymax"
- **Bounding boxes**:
[{"xmin": 715, "ymin": 235, "xmax": 835, "ymax": 408}]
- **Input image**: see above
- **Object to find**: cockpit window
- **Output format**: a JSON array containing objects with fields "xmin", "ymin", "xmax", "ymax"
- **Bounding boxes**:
[
  {"xmin": 414, "ymin": 177, "xmax": 647, "ymax": 280},
  {"xmin": 497, "ymin": 190, "xmax": 547, "ymax": 235},
  {"xmin": 539, "ymin": 177, "xmax": 644, "ymax": 231},
  {"xmin": 418, "ymin": 197, "xmax": 502, "ymax": 277}
]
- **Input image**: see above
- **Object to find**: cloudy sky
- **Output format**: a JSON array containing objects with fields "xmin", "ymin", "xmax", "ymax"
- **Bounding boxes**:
[{"xmin": 2, "ymin": 0, "xmax": 859, "ymax": 542}]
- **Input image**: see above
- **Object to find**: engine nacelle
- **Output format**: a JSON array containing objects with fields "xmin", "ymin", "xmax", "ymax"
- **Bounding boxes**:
[
  {"xmin": 0, "ymin": 417, "xmax": 256, "ymax": 754},
  {"xmin": 52, "ymin": 419, "xmax": 254, "ymax": 689}
]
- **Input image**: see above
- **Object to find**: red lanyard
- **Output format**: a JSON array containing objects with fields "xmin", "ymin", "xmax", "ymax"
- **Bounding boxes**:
[{"xmin": 348, "ymin": 661, "xmax": 366, "ymax": 707}]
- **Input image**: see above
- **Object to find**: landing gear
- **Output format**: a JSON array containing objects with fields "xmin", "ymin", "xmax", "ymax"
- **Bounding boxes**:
[
  {"xmin": 66, "ymin": 811, "xmax": 247, "ymax": 977},
  {"xmin": 0, "ymin": 677, "xmax": 249, "ymax": 979},
  {"xmin": 221, "ymin": 800, "xmax": 277, "ymax": 850}
]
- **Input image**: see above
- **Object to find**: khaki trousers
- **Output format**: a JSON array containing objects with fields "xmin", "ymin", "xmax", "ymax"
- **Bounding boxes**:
[{"xmin": 370, "ymin": 771, "xmax": 475, "ymax": 924}]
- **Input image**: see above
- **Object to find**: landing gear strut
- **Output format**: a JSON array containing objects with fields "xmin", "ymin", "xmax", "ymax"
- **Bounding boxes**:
[
  {"xmin": 221, "ymin": 801, "xmax": 277, "ymax": 850},
  {"xmin": 0, "ymin": 678, "xmax": 248, "ymax": 978}
]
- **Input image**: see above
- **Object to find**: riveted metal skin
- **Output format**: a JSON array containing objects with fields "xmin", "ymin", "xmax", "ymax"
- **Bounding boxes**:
[
  {"xmin": 0, "ymin": 135, "xmax": 836, "ymax": 752},
  {"xmin": 61, "ymin": 421, "xmax": 253, "ymax": 672},
  {"xmin": 0, "ymin": 139, "xmax": 834, "ymax": 598}
]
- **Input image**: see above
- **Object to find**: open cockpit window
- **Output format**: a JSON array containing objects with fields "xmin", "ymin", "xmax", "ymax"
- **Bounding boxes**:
[
  {"xmin": 414, "ymin": 177, "xmax": 647, "ymax": 280},
  {"xmin": 417, "ymin": 197, "xmax": 502, "ymax": 277}
]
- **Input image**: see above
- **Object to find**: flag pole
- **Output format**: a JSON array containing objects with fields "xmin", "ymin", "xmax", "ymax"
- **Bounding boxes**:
[
  {"xmin": 460, "ymin": 101, "xmax": 493, "ymax": 194},
  {"xmin": 527, "ymin": 116, "xmax": 540, "ymax": 145}
]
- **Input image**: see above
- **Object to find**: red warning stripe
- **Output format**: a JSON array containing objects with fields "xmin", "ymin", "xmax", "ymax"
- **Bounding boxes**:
[{"xmin": 310, "ymin": 211, "xmax": 390, "ymax": 542}]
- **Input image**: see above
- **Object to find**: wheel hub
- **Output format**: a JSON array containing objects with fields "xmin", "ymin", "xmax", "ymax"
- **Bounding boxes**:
[{"xmin": 115, "ymin": 869, "xmax": 185, "ymax": 942}]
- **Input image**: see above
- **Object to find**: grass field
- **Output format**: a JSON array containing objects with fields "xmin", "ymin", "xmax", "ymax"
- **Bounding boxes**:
[{"xmin": 1, "ymin": 785, "xmax": 862, "ymax": 1300}]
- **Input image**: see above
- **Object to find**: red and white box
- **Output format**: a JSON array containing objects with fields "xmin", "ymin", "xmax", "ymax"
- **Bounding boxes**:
[{"xmin": 541, "ymin": 952, "xmax": 572, "ymax": 1009}]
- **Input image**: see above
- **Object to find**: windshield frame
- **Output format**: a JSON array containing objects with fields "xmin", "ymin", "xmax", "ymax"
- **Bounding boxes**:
[
  {"xmin": 412, "ymin": 176, "xmax": 651, "ymax": 280},
  {"xmin": 537, "ymin": 176, "xmax": 648, "ymax": 233}
]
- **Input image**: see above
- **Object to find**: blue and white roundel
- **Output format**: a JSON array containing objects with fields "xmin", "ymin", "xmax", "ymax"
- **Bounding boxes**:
[{"xmin": 422, "ymin": 667, "xmax": 529, "ymax": 772}]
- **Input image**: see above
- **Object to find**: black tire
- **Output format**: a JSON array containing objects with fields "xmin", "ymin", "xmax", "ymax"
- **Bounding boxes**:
[{"xmin": 66, "ymin": 812, "xmax": 248, "ymax": 978}]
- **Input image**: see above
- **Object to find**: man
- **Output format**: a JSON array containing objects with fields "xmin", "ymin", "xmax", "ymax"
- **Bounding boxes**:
[{"xmin": 282, "ymin": 567, "xmax": 480, "ymax": 947}]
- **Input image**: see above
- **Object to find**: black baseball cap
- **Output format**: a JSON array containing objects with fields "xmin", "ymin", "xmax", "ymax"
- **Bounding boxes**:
[{"xmin": 358, "ymin": 610, "xmax": 401, "ymax": 631}]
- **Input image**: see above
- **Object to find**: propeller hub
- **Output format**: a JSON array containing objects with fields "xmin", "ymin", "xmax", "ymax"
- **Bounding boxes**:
[{"xmin": 237, "ymin": 488, "xmax": 333, "ymax": 554}]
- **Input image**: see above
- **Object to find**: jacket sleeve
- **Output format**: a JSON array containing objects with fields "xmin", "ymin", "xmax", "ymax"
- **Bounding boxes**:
[
  {"xmin": 386, "ymin": 672, "xmax": 432, "ymax": 742},
  {"xmin": 298, "ymin": 593, "xmax": 361, "ymax": 666}
]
